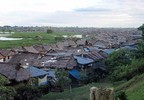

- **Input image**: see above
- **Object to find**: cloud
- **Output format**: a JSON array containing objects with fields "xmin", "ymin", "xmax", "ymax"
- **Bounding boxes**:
[
  {"xmin": 0, "ymin": 0, "xmax": 144, "ymax": 27},
  {"xmin": 74, "ymin": 7, "xmax": 112, "ymax": 12}
]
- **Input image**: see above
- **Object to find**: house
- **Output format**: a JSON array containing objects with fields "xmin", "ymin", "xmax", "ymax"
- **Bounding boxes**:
[
  {"xmin": 67, "ymin": 40, "xmax": 77, "ymax": 47},
  {"xmin": 76, "ymin": 39, "xmax": 88, "ymax": 46},
  {"xmin": 74, "ymin": 55, "xmax": 94, "ymax": 69},
  {"xmin": 0, "ymin": 53, "xmax": 4, "ymax": 62},
  {"xmin": 93, "ymin": 40, "xmax": 109, "ymax": 49},
  {"xmin": 41, "ymin": 55, "xmax": 77, "ymax": 69},
  {"xmin": 33, "ymin": 44, "xmax": 47, "ymax": 54},
  {"xmin": 9, "ymin": 52, "xmax": 40, "ymax": 65},
  {"xmin": 26, "ymin": 66, "xmax": 48, "ymax": 86},
  {"xmin": 43, "ymin": 44, "xmax": 52, "ymax": 52},
  {"xmin": 85, "ymin": 51, "xmax": 105, "ymax": 61},
  {"xmin": 32, "ymin": 52, "xmax": 77, "ymax": 70},
  {"xmin": 0, "ymin": 49, "xmax": 15, "ymax": 62},
  {"xmin": 22, "ymin": 46, "xmax": 39, "ymax": 54},
  {"xmin": 69, "ymin": 69, "xmax": 81, "ymax": 84},
  {"xmin": 0, "ymin": 62, "xmax": 30, "ymax": 82}
]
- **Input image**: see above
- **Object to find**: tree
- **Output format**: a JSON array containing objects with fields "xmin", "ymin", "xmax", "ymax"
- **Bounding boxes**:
[
  {"xmin": 106, "ymin": 49, "xmax": 131, "ymax": 72},
  {"xmin": 138, "ymin": 24, "xmax": 144, "ymax": 40},
  {"xmin": 46, "ymin": 29, "xmax": 53, "ymax": 33},
  {"xmin": 0, "ymin": 75, "xmax": 16, "ymax": 99},
  {"xmin": 55, "ymin": 69, "xmax": 71, "ymax": 89}
]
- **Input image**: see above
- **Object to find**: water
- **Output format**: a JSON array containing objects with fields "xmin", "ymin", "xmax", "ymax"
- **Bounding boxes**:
[{"xmin": 0, "ymin": 37, "xmax": 23, "ymax": 40}]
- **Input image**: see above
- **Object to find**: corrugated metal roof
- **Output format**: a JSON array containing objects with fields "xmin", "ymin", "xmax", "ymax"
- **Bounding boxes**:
[
  {"xmin": 103, "ymin": 49, "xmax": 115, "ymax": 54},
  {"xmin": 86, "ymin": 51, "xmax": 104, "ymax": 61},
  {"xmin": 26, "ymin": 66, "xmax": 48, "ymax": 77},
  {"xmin": 69, "ymin": 69, "xmax": 81, "ymax": 80},
  {"xmin": 74, "ymin": 55, "xmax": 94, "ymax": 65}
]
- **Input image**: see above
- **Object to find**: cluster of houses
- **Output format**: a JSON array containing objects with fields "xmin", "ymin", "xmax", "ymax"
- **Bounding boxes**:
[{"xmin": 0, "ymin": 29, "xmax": 142, "ymax": 87}]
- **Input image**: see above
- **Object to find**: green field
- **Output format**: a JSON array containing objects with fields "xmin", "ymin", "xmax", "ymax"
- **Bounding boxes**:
[{"xmin": 0, "ymin": 32, "xmax": 79, "ymax": 49}]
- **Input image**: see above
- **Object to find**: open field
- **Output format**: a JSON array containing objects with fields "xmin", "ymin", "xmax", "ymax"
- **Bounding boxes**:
[{"xmin": 0, "ymin": 32, "xmax": 80, "ymax": 49}]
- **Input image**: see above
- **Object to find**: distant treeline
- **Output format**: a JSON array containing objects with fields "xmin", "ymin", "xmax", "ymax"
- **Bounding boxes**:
[{"xmin": 0, "ymin": 25, "xmax": 139, "ymax": 34}]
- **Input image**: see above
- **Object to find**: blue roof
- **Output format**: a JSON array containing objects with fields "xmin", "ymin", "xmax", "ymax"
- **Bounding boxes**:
[
  {"xmin": 74, "ymin": 56, "xmax": 94, "ymax": 65},
  {"xmin": 26, "ymin": 66, "xmax": 48, "ymax": 77},
  {"xmin": 69, "ymin": 69, "xmax": 81, "ymax": 80}
]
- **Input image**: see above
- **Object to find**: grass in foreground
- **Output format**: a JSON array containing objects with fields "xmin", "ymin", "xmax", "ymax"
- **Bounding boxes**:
[
  {"xmin": 115, "ymin": 73, "xmax": 144, "ymax": 100},
  {"xmin": 40, "ymin": 73, "xmax": 144, "ymax": 100},
  {"xmin": 40, "ymin": 83, "xmax": 112, "ymax": 100}
]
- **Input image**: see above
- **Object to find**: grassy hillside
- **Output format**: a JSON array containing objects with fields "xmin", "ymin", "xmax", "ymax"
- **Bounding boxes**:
[
  {"xmin": 40, "ymin": 73, "xmax": 144, "ymax": 100},
  {"xmin": 0, "ymin": 32, "xmax": 79, "ymax": 49},
  {"xmin": 115, "ymin": 73, "xmax": 144, "ymax": 100},
  {"xmin": 40, "ymin": 83, "xmax": 112, "ymax": 100}
]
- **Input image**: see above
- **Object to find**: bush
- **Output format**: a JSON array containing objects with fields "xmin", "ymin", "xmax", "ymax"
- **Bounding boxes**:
[
  {"xmin": 15, "ymin": 85, "xmax": 49, "ymax": 100},
  {"xmin": 55, "ymin": 70, "xmax": 71, "ymax": 89},
  {"xmin": 116, "ymin": 90, "xmax": 127, "ymax": 100},
  {"xmin": 0, "ymin": 75, "xmax": 16, "ymax": 99},
  {"xmin": 106, "ymin": 49, "xmax": 131, "ymax": 73}
]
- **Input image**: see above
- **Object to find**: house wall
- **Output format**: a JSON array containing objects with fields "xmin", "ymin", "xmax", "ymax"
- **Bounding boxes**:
[
  {"xmin": 0, "ymin": 54, "xmax": 4, "ymax": 62},
  {"xmin": 0, "ymin": 59, "xmax": 3, "ymax": 62},
  {"xmin": 38, "ymin": 75, "xmax": 48, "ymax": 86}
]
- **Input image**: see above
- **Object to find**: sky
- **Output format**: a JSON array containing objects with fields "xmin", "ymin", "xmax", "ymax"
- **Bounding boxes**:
[{"xmin": 0, "ymin": 0, "xmax": 144, "ymax": 27}]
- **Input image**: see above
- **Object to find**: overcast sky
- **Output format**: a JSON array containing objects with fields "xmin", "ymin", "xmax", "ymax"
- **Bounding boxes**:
[{"xmin": 0, "ymin": 0, "xmax": 144, "ymax": 27}]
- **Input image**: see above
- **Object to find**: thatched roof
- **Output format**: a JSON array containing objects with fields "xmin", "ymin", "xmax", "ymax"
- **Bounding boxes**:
[
  {"xmin": 22, "ymin": 46, "xmax": 39, "ymax": 54},
  {"xmin": 0, "ymin": 63, "xmax": 30, "ymax": 81},
  {"xmin": 33, "ymin": 44, "xmax": 47, "ymax": 54},
  {"xmin": 0, "ymin": 49, "xmax": 15, "ymax": 57},
  {"xmin": 9, "ymin": 52, "xmax": 40, "ymax": 64}
]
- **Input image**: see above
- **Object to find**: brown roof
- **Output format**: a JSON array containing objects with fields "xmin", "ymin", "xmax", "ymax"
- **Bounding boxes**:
[
  {"xmin": 43, "ymin": 45, "xmax": 52, "ymax": 51},
  {"xmin": 0, "ymin": 49, "xmax": 15, "ymax": 57},
  {"xmin": 76, "ymin": 39, "xmax": 86, "ymax": 46},
  {"xmin": 68, "ymin": 40, "xmax": 77, "ymax": 47},
  {"xmin": 86, "ymin": 51, "xmax": 105, "ymax": 61},
  {"xmin": 0, "ymin": 62, "xmax": 29, "ymax": 81},
  {"xmin": 33, "ymin": 44, "xmax": 47, "ymax": 54},
  {"xmin": 9, "ymin": 53, "xmax": 40, "ymax": 64},
  {"xmin": 0, "ymin": 53, "xmax": 4, "ymax": 59},
  {"xmin": 22, "ymin": 46, "xmax": 39, "ymax": 53},
  {"xmin": 56, "ymin": 42, "xmax": 64, "ymax": 50},
  {"xmin": 33, "ymin": 55, "xmax": 77, "ymax": 69}
]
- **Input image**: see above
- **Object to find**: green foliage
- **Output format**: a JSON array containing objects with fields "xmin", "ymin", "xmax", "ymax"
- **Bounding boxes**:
[
  {"xmin": 134, "ymin": 42, "xmax": 144, "ymax": 58},
  {"xmin": 55, "ymin": 70, "xmax": 71, "ymax": 88},
  {"xmin": 115, "ymin": 73, "xmax": 144, "ymax": 100},
  {"xmin": 115, "ymin": 90, "xmax": 127, "ymax": 100},
  {"xmin": 0, "ymin": 75, "xmax": 16, "ymax": 99},
  {"xmin": 138, "ymin": 24, "xmax": 144, "ymax": 40},
  {"xmin": 0, "ymin": 75, "xmax": 10, "ymax": 85},
  {"xmin": 46, "ymin": 29, "xmax": 53, "ymax": 33},
  {"xmin": 15, "ymin": 85, "xmax": 41, "ymax": 100},
  {"xmin": 80, "ymin": 71, "xmax": 89, "ymax": 84},
  {"xmin": 106, "ymin": 49, "xmax": 131, "ymax": 73}
]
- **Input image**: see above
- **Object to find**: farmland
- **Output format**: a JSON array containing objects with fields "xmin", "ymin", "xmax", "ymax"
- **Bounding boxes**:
[{"xmin": 0, "ymin": 32, "xmax": 80, "ymax": 49}]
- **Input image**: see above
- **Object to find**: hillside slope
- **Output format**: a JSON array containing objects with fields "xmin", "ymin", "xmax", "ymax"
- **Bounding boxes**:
[
  {"xmin": 115, "ymin": 73, "xmax": 144, "ymax": 100},
  {"xmin": 40, "ymin": 73, "xmax": 144, "ymax": 100},
  {"xmin": 40, "ymin": 83, "xmax": 112, "ymax": 100}
]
